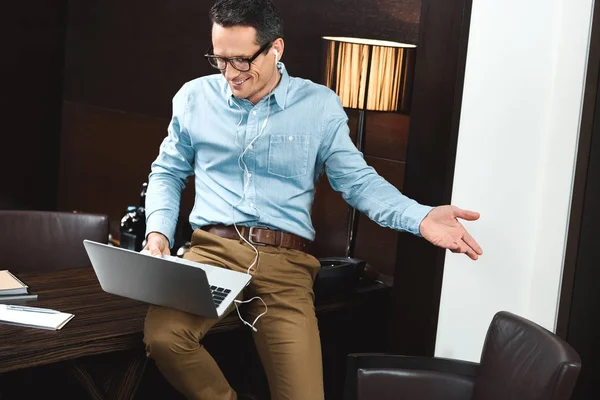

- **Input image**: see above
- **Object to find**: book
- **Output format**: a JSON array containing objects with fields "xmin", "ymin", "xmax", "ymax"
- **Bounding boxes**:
[
  {"xmin": 0, "ymin": 304, "xmax": 74, "ymax": 330},
  {"xmin": 0, "ymin": 270, "xmax": 28, "ymax": 295}
]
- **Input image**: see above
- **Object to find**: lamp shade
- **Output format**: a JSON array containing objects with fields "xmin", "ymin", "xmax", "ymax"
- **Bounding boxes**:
[{"xmin": 322, "ymin": 36, "xmax": 416, "ymax": 113}]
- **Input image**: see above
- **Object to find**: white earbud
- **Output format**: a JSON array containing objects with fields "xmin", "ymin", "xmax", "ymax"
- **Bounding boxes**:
[{"xmin": 274, "ymin": 49, "xmax": 279, "ymax": 62}]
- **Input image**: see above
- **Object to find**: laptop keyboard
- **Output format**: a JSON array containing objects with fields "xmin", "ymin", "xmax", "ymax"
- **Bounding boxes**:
[{"xmin": 210, "ymin": 285, "xmax": 232, "ymax": 308}]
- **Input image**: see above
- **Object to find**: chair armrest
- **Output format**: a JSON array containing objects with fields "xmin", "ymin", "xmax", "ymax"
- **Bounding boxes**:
[{"xmin": 344, "ymin": 353, "xmax": 479, "ymax": 400}]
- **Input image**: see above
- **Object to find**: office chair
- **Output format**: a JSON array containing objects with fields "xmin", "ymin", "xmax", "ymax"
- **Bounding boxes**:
[
  {"xmin": 0, "ymin": 210, "xmax": 109, "ymax": 272},
  {"xmin": 344, "ymin": 311, "xmax": 581, "ymax": 400}
]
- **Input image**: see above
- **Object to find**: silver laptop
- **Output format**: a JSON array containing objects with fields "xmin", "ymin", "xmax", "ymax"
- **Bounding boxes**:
[{"xmin": 83, "ymin": 240, "xmax": 251, "ymax": 318}]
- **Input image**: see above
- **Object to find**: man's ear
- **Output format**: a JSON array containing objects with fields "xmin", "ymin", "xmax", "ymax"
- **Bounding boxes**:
[{"xmin": 272, "ymin": 38, "xmax": 284, "ymax": 61}]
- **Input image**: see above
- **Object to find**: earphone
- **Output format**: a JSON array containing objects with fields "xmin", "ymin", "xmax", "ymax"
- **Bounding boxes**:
[{"xmin": 228, "ymin": 46, "xmax": 281, "ymax": 333}]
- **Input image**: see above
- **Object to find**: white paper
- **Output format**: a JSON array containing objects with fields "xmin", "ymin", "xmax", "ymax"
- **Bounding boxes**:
[{"xmin": 0, "ymin": 304, "xmax": 74, "ymax": 330}]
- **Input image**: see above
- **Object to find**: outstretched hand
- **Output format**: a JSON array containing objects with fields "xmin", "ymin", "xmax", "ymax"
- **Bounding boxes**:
[{"xmin": 419, "ymin": 205, "xmax": 483, "ymax": 260}]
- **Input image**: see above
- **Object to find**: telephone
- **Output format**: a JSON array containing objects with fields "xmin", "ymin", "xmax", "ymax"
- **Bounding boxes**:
[{"xmin": 314, "ymin": 257, "xmax": 367, "ymax": 299}]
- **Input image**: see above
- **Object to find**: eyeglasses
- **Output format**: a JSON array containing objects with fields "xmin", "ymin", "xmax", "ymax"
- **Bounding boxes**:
[{"xmin": 205, "ymin": 42, "xmax": 273, "ymax": 72}]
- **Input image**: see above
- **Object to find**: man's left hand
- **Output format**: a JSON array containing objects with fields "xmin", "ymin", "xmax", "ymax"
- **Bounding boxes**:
[{"xmin": 419, "ymin": 205, "xmax": 483, "ymax": 260}]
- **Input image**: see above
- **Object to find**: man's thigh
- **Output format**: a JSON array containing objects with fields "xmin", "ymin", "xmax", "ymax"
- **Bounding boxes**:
[{"xmin": 247, "ymin": 248, "xmax": 324, "ymax": 400}]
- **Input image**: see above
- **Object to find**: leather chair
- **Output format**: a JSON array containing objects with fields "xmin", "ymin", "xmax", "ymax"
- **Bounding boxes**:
[
  {"xmin": 344, "ymin": 311, "xmax": 581, "ymax": 400},
  {"xmin": 0, "ymin": 210, "xmax": 109, "ymax": 272}
]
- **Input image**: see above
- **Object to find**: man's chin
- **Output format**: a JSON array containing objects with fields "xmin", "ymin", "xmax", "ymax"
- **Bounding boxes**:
[{"xmin": 229, "ymin": 86, "xmax": 249, "ymax": 99}]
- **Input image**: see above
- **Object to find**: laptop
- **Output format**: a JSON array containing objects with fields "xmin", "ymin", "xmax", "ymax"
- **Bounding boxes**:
[{"xmin": 83, "ymin": 240, "xmax": 251, "ymax": 318}]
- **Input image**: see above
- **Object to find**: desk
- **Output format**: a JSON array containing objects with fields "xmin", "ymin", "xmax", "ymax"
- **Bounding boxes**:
[{"xmin": 0, "ymin": 267, "xmax": 390, "ymax": 400}]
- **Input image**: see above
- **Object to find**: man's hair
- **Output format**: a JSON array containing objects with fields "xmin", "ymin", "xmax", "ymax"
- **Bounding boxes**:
[{"xmin": 209, "ymin": 0, "xmax": 283, "ymax": 47}]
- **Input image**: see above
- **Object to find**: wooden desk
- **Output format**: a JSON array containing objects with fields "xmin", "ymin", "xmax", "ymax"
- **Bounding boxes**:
[{"xmin": 0, "ymin": 267, "xmax": 390, "ymax": 400}]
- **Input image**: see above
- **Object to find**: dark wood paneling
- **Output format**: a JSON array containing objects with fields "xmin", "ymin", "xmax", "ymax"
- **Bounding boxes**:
[
  {"xmin": 310, "ymin": 112, "xmax": 409, "ymax": 264},
  {"xmin": 58, "ymin": 102, "xmax": 196, "ymax": 234},
  {"xmin": 354, "ymin": 157, "xmax": 406, "ymax": 277},
  {"xmin": 364, "ymin": 112, "xmax": 410, "ymax": 161},
  {"xmin": 557, "ymin": 0, "xmax": 600, "ymax": 338},
  {"xmin": 0, "ymin": 0, "xmax": 68, "ymax": 210},
  {"xmin": 310, "ymin": 177, "xmax": 350, "ymax": 258},
  {"xmin": 559, "ymin": 1, "xmax": 600, "ymax": 397},
  {"xmin": 567, "ymin": 76, "xmax": 600, "ymax": 399},
  {"xmin": 390, "ymin": 0, "xmax": 473, "ymax": 356},
  {"xmin": 63, "ymin": 0, "xmax": 421, "ymax": 118}
]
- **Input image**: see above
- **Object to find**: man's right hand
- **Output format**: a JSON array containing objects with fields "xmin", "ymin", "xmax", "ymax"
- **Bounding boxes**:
[{"xmin": 143, "ymin": 232, "xmax": 171, "ymax": 257}]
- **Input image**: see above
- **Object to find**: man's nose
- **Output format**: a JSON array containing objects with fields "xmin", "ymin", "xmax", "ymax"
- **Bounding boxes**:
[{"xmin": 223, "ymin": 63, "xmax": 240, "ymax": 80}]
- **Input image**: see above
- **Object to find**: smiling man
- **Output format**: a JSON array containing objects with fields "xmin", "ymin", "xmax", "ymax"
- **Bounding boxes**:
[{"xmin": 141, "ymin": 0, "xmax": 483, "ymax": 399}]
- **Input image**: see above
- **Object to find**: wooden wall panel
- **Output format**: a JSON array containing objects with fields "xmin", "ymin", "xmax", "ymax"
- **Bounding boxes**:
[
  {"xmin": 0, "ymin": 0, "xmax": 68, "ymax": 211},
  {"xmin": 311, "ymin": 113, "xmax": 409, "ymax": 276},
  {"xmin": 364, "ymin": 113, "xmax": 410, "ymax": 161},
  {"xmin": 58, "ymin": 102, "xmax": 196, "ymax": 235},
  {"xmin": 390, "ymin": 0, "xmax": 473, "ymax": 356},
  {"xmin": 63, "ymin": 0, "xmax": 421, "ymax": 118},
  {"xmin": 354, "ymin": 157, "xmax": 406, "ymax": 277}
]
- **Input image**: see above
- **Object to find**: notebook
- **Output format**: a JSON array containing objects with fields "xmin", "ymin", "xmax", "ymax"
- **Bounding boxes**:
[
  {"xmin": 0, "ymin": 304, "xmax": 74, "ymax": 330},
  {"xmin": 0, "ymin": 270, "xmax": 28, "ymax": 295}
]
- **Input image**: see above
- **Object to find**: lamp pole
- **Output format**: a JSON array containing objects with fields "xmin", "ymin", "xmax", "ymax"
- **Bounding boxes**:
[{"xmin": 345, "ymin": 45, "xmax": 373, "ymax": 258}]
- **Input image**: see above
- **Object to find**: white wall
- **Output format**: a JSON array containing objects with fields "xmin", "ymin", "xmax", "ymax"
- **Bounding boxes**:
[{"xmin": 434, "ymin": 0, "xmax": 595, "ymax": 362}]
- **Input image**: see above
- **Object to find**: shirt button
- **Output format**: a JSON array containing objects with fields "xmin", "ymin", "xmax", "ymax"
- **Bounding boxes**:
[
  {"xmin": 252, "ymin": 111, "xmax": 257, "ymax": 116},
  {"xmin": 250, "ymin": 202, "xmax": 255, "ymax": 207},
  {"xmin": 247, "ymin": 173, "xmax": 252, "ymax": 178},
  {"xmin": 288, "ymin": 136, "xmax": 293, "ymax": 141},
  {"xmin": 248, "ymin": 144, "xmax": 253, "ymax": 150}
]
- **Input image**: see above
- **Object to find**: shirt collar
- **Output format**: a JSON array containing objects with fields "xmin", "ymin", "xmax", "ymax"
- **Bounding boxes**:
[{"xmin": 225, "ymin": 62, "xmax": 289, "ymax": 110}]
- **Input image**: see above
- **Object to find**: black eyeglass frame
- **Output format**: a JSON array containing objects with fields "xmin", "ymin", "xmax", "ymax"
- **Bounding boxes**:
[{"xmin": 204, "ymin": 42, "xmax": 273, "ymax": 72}]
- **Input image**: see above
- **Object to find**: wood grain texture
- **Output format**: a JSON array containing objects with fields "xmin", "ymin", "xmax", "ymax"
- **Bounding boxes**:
[
  {"xmin": 364, "ymin": 113, "xmax": 410, "ymax": 162},
  {"xmin": 1, "ymin": 0, "xmax": 68, "ymax": 211},
  {"xmin": 354, "ymin": 156, "xmax": 406, "ymax": 277},
  {"xmin": 0, "ymin": 267, "xmax": 389, "ymax": 374},
  {"xmin": 58, "ymin": 101, "xmax": 196, "ymax": 235},
  {"xmin": 390, "ymin": 0, "xmax": 473, "ymax": 356},
  {"xmin": 63, "ymin": 0, "xmax": 420, "ymax": 117}
]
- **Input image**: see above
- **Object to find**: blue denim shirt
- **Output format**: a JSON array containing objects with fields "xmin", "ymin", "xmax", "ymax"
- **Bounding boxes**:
[{"xmin": 145, "ymin": 63, "xmax": 433, "ymax": 247}]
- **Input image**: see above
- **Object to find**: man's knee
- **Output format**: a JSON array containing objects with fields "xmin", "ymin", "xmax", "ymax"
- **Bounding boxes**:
[
  {"xmin": 144, "ymin": 316, "xmax": 202, "ymax": 361},
  {"xmin": 144, "ymin": 325, "xmax": 175, "ymax": 360}
]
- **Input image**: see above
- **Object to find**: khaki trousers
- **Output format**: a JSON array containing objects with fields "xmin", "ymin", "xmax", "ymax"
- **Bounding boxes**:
[{"xmin": 143, "ymin": 229, "xmax": 324, "ymax": 400}]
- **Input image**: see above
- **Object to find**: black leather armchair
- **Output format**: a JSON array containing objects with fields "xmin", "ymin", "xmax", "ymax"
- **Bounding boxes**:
[
  {"xmin": 344, "ymin": 311, "xmax": 581, "ymax": 400},
  {"xmin": 0, "ymin": 210, "xmax": 109, "ymax": 272}
]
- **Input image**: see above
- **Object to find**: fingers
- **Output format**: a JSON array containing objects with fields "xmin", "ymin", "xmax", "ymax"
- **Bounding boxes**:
[
  {"xmin": 453, "ymin": 206, "xmax": 480, "ymax": 221},
  {"xmin": 462, "ymin": 231, "xmax": 483, "ymax": 257},
  {"xmin": 449, "ymin": 237, "xmax": 481, "ymax": 260},
  {"xmin": 147, "ymin": 240, "xmax": 164, "ymax": 257},
  {"xmin": 149, "ymin": 246, "xmax": 163, "ymax": 257}
]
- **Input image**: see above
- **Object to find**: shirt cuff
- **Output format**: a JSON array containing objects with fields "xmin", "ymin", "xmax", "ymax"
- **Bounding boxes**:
[
  {"xmin": 145, "ymin": 214, "xmax": 177, "ymax": 248},
  {"xmin": 401, "ymin": 203, "xmax": 434, "ymax": 237}
]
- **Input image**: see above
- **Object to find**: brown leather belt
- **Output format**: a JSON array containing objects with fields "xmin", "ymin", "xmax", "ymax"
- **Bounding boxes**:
[{"xmin": 201, "ymin": 224, "xmax": 309, "ymax": 252}]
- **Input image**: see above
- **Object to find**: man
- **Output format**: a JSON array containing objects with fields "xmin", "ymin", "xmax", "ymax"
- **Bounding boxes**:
[{"xmin": 142, "ymin": 0, "xmax": 483, "ymax": 399}]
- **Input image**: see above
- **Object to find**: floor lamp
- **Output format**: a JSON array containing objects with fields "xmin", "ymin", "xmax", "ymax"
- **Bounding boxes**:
[{"xmin": 321, "ymin": 36, "xmax": 417, "ymax": 258}]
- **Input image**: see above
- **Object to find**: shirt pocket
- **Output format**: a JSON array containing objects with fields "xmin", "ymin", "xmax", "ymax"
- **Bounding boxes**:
[{"xmin": 268, "ymin": 134, "xmax": 310, "ymax": 178}]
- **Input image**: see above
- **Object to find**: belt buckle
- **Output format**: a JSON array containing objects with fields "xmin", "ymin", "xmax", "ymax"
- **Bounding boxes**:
[{"xmin": 247, "ymin": 226, "xmax": 266, "ymax": 246}]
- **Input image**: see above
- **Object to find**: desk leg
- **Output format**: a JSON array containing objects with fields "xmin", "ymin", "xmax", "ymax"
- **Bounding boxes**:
[
  {"xmin": 106, "ymin": 352, "xmax": 147, "ymax": 400},
  {"xmin": 69, "ymin": 352, "xmax": 147, "ymax": 400},
  {"xmin": 69, "ymin": 361, "xmax": 106, "ymax": 400}
]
